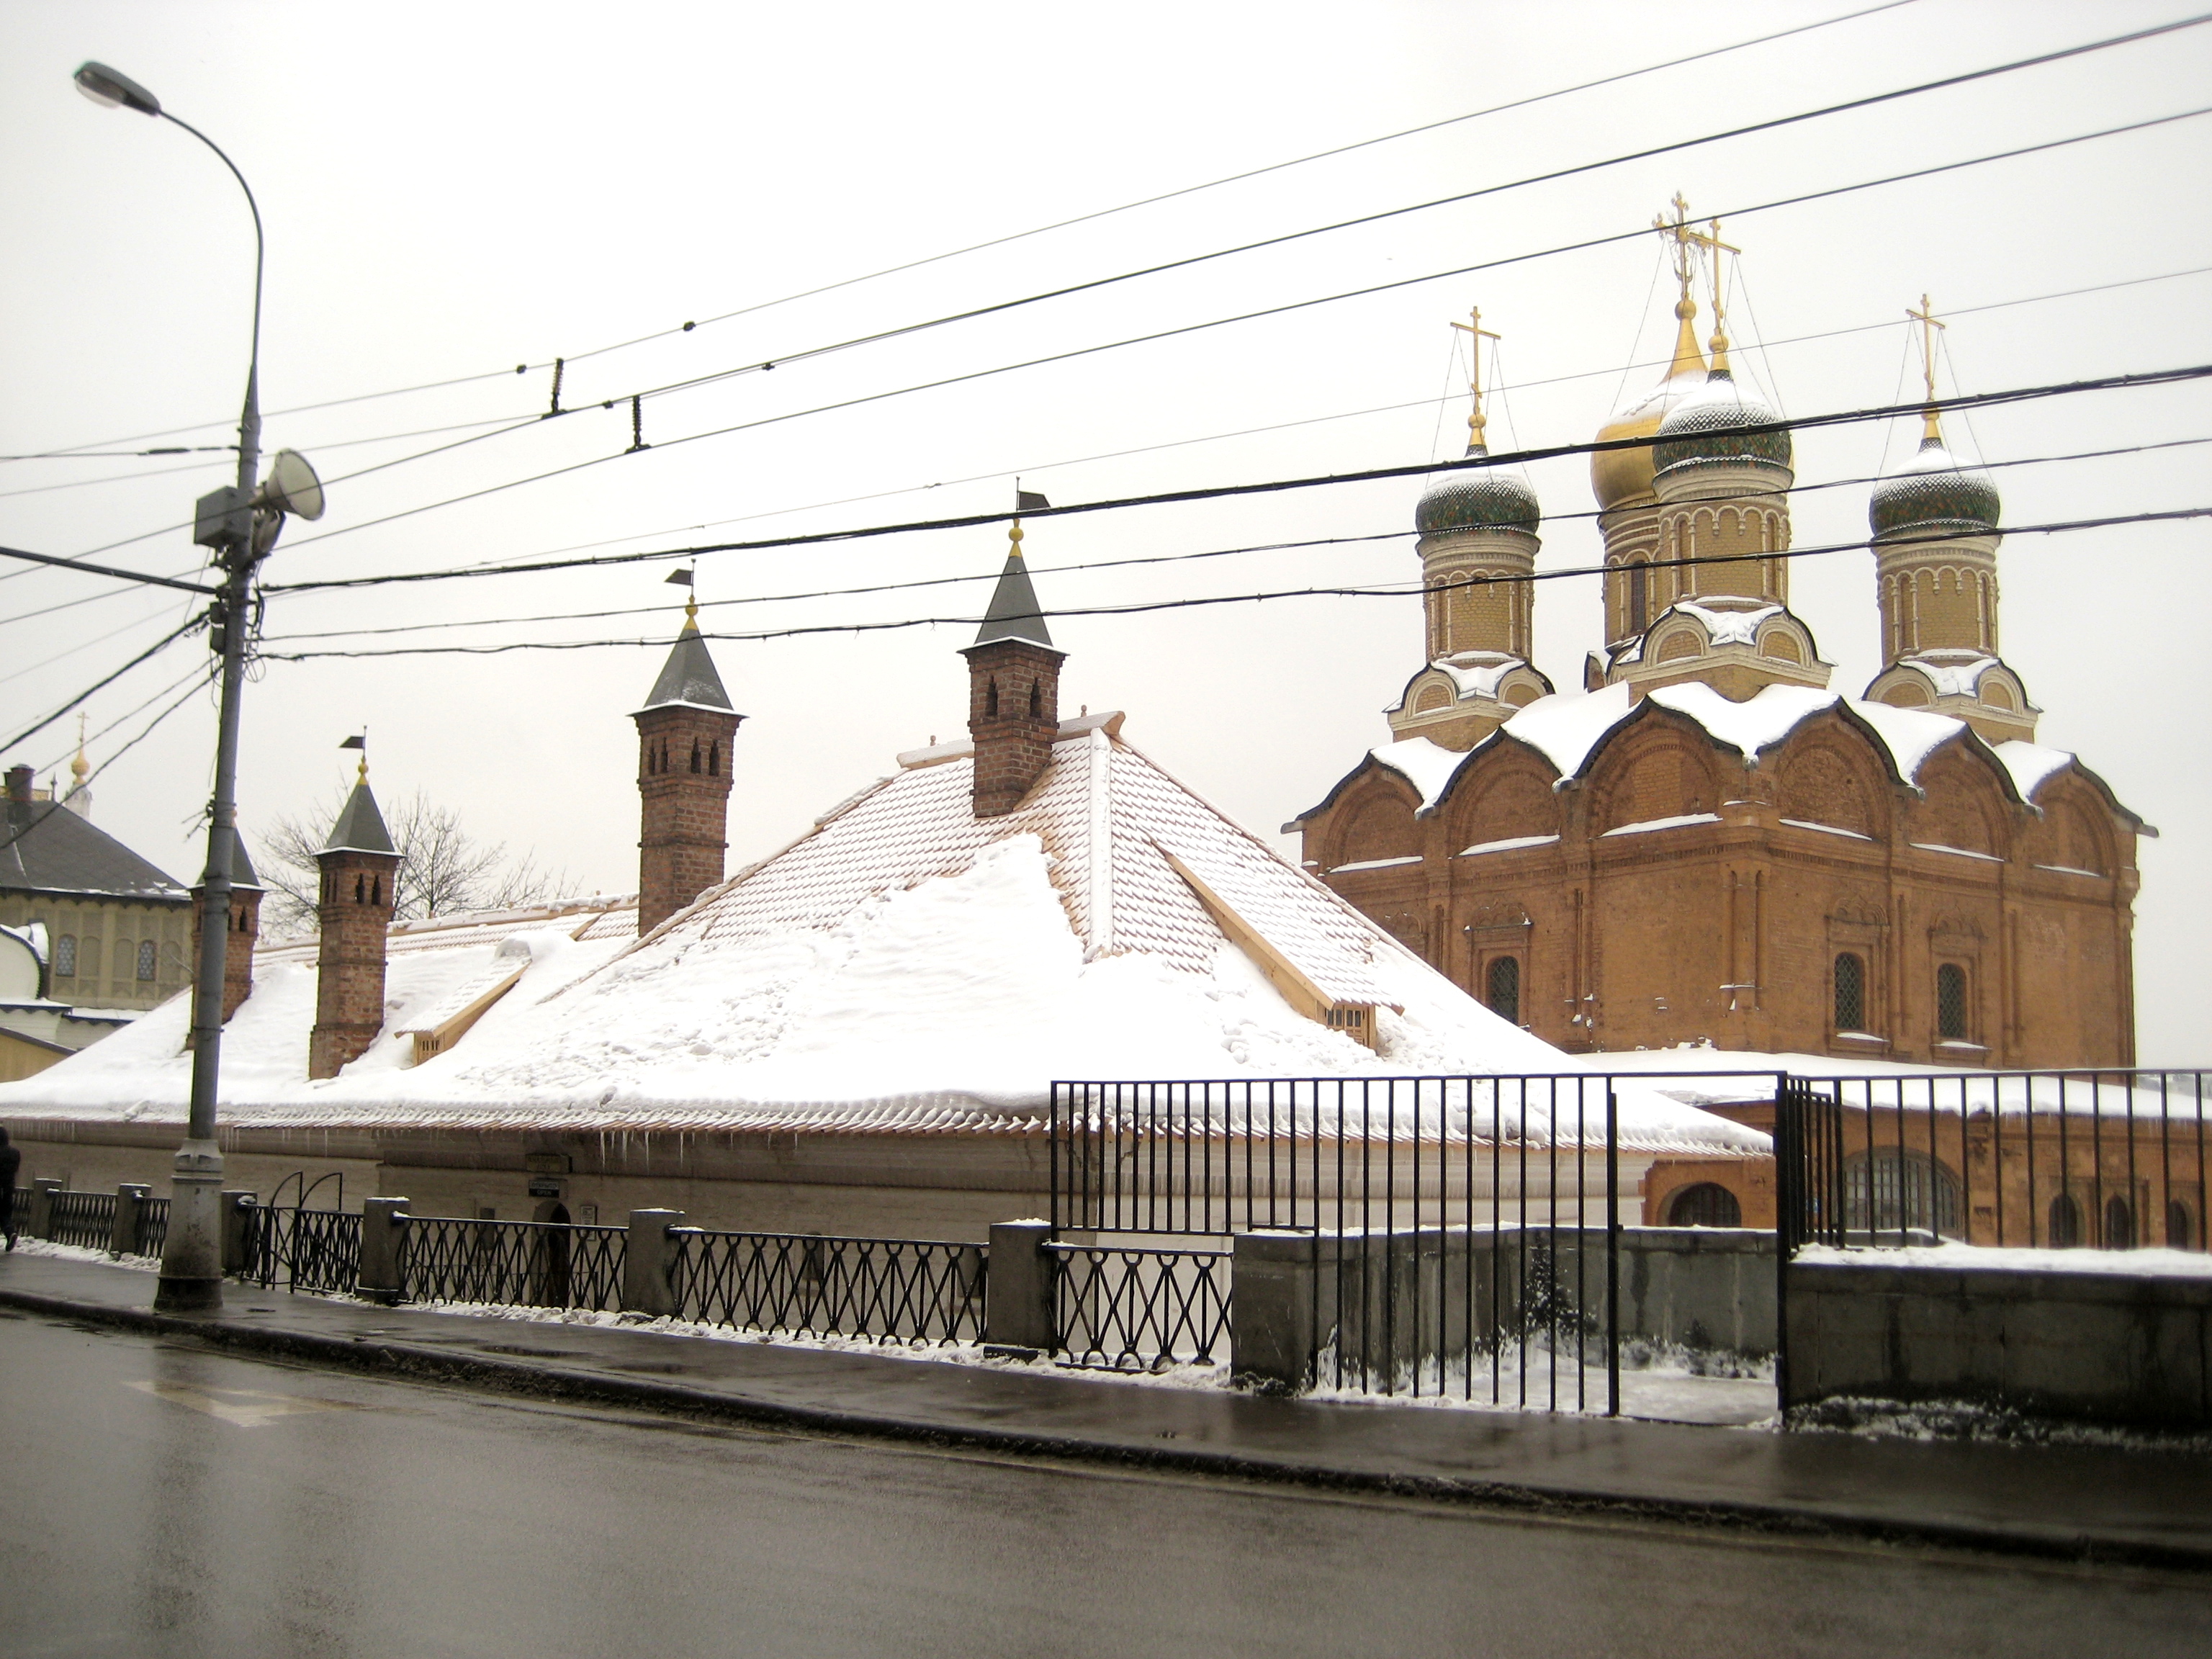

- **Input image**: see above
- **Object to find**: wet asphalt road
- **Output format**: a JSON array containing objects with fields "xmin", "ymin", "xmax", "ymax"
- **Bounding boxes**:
[{"xmin": 4, "ymin": 1306, "xmax": 2210, "ymax": 1658}]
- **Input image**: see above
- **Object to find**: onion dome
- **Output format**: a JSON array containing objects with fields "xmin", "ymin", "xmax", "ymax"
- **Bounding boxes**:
[
  {"xmin": 1652, "ymin": 370, "xmax": 1791, "ymax": 480},
  {"xmin": 1870, "ymin": 434, "xmax": 2001, "ymax": 540},
  {"xmin": 1591, "ymin": 304, "xmax": 1709, "ymax": 511},
  {"xmin": 1416, "ymin": 457, "xmax": 1540, "ymax": 534}
]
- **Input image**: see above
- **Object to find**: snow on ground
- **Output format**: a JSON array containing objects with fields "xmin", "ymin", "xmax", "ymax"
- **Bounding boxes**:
[{"xmin": 1797, "ymin": 1242, "xmax": 2212, "ymax": 1278}]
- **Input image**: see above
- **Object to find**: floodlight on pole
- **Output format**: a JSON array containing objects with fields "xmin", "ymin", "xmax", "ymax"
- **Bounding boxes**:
[{"xmin": 74, "ymin": 60, "xmax": 318, "ymax": 1313}]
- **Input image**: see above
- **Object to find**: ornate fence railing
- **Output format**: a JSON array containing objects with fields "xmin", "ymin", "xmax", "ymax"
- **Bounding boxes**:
[
  {"xmin": 670, "ymin": 1229, "xmax": 986, "ymax": 1346},
  {"xmin": 45, "ymin": 1190, "xmax": 117, "ymax": 1251},
  {"xmin": 244, "ymin": 1205, "xmax": 363, "ymax": 1295},
  {"xmin": 398, "ymin": 1215, "xmax": 626, "ymax": 1311},
  {"xmin": 135, "ymin": 1196, "xmax": 170, "ymax": 1259},
  {"xmin": 1778, "ymin": 1069, "xmax": 2209, "ymax": 1254},
  {"xmin": 1049, "ymin": 1241, "xmax": 1231, "ymax": 1370}
]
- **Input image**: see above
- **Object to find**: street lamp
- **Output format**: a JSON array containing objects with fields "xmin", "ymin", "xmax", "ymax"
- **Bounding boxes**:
[{"xmin": 76, "ymin": 61, "xmax": 322, "ymax": 1313}]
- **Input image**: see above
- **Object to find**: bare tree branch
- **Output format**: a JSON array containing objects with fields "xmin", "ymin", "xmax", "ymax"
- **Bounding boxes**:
[{"xmin": 254, "ymin": 787, "xmax": 578, "ymax": 935}]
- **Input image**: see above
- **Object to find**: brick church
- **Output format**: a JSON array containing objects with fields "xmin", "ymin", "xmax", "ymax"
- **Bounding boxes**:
[{"xmin": 1292, "ymin": 206, "xmax": 2147, "ymax": 1068}]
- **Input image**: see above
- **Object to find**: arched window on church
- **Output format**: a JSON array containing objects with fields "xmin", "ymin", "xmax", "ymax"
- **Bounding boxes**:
[
  {"xmin": 54, "ymin": 935, "xmax": 76, "ymax": 978},
  {"xmin": 1627, "ymin": 560, "xmax": 1648, "ymax": 635},
  {"xmin": 1936, "ymin": 963, "xmax": 1969, "ymax": 1041},
  {"xmin": 136, "ymin": 940, "xmax": 156, "ymax": 981},
  {"xmin": 2104, "ymin": 1195, "xmax": 2134, "ymax": 1250},
  {"xmin": 2049, "ymin": 1192, "xmax": 2082, "ymax": 1249},
  {"xmin": 372, "ymin": 874, "xmax": 382, "ymax": 907},
  {"xmin": 2168, "ymin": 1199, "xmax": 2195, "ymax": 1250},
  {"xmin": 354, "ymin": 873, "xmax": 365, "ymax": 904},
  {"xmin": 708, "ymin": 739, "xmax": 720, "ymax": 777},
  {"xmin": 689, "ymin": 739, "xmax": 702, "ymax": 774},
  {"xmin": 1485, "ymin": 956, "xmax": 1521, "ymax": 1025},
  {"xmin": 1028, "ymin": 678, "xmax": 1041, "ymax": 719},
  {"xmin": 1833, "ymin": 953, "xmax": 1866, "ymax": 1032},
  {"xmin": 986, "ymin": 678, "xmax": 999, "ymax": 718}
]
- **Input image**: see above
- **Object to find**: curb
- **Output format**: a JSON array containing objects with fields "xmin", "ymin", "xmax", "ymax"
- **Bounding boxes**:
[{"xmin": 8, "ymin": 1284, "xmax": 2208, "ymax": 1574}]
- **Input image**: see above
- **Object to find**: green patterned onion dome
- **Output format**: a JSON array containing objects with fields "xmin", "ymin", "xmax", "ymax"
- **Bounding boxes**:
[
  {"xmin": 1870, "ymin": 436, "xmax": 2001, "ymax": 539},
  {"xmin": 1415, "ymin": 464, "xmax": 1540, "ymax": 534},
  {"xmin": 1652, "ymin": 372, "xmax": 1792, "ymax": 479}
]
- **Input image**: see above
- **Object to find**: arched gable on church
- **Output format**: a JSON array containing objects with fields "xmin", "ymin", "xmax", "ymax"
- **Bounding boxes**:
[
  {"xmin": 1771, "ymin": 713, "xmax": 1890, "ymax": 840},
  {"xmin": 1579, "ymin": 709, "xmax": 1725, "ymax": 832},
  {"xmin": 1441, "ymin": 747, "xmax": 1560, "ymax": 852},
  {"xmin": 1908, "ymin": 739, "xmax": 2016, "ymax": 860},
  {"xmin": 1321, "ymin": 769, "xmax": 1425, "ymax": 871}
]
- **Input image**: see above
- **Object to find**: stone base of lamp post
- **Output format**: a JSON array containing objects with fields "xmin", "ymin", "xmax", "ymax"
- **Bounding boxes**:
[{"xmin": 155, "ymin": 1138, "xmax": 227, "ymax": 1312}]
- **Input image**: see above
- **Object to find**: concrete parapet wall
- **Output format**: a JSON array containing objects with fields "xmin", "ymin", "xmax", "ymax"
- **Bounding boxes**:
[{"xmin": 1784, "ymin": 1256, "xmax": 2212, "ymax": 1429}]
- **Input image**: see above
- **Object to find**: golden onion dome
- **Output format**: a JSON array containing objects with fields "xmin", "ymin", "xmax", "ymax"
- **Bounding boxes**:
[{"xmin": 1591, "ymin": 301, "xmax": 1708, "ymax": 511}]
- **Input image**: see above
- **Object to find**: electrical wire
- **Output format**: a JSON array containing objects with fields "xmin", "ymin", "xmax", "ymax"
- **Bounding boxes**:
[
  {"xmin": 2, "ymin": 613, "xmax": 206, "ymax": 754},
  {"xmin": 251, "ymin": 103, "xmax": 2212, "ymax": 565},
  {"xmin": 253, "ymin": 506, "xmax": 2212, "ymax": 662},
  {"xmin": 21, "ymin": 0, "xmax": 1920, "ymax": 462},
  {"xmin": 0, "ymin": 666, "xmax": 217, "ymax": 858},
  {"xmin": 252, "ymin": 434, "xmax": 2212, "ymax": 647},
  {"xmin": 259, "ymin": 364, "xmax": 2212, "ymax": 595}
]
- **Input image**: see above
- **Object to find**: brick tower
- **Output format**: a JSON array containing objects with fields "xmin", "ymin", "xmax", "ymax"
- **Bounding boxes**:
[
  {"xmin": 961, "ymin": 520, "xmax": 1065, "ymax": 819},
  {"xmin": 634, "ymin": 593, "xmax": 742, "ymax": 935},
  {"xmin": 308, "ymin": 765, "xmax": 399, "ymax": 1079},
  {"xmin": 189, "ymin": 836, "xmax": 264, "ymax": 1029}
]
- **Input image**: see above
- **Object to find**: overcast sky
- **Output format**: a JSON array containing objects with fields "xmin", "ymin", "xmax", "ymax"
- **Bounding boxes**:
[{"xmin": 4, "ymin": 0, "xmax": 2208, "ymax": 1060}]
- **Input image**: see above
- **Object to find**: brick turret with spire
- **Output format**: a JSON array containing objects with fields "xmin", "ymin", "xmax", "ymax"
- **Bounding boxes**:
[
  {"xmin": 634, "ymin": 573, "xmax": 743, "ymax": 935},
  {"xmin": 308, "ymin": 742, "xmax": 399, "ymax": 1079},
  {"xmin": 961, "ymin": 503, "xmax": 1065, "ymax": 818},
  {"xmin": 189, "ymin": 835, "xmax": 263, "ymax": 1033}
]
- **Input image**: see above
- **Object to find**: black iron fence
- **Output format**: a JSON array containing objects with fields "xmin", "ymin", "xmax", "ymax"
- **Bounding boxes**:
[
  {"xmin": 1049, "ymin": 1074, "xmax": 1779, "ymax": 1408},
  {"xmin": 45, "ymin": 1190, "xmax": 117, "ymax": 1252},
  {"xmin": 135, "ymin": 1196, "xmax": 170, "ymax": 1259},
  {"xmin": 244, "ymin": 1205, "xmax": 362, "ymax": 1295},
  {"xmin": 400, "ymin": 1215, "xmax": 626, "ymax": 1311},
  {"xmin": 1778, "ymin": 1070, "xmax": 2208, "ymax": 1254},
  {"xmin": 671, "ymin": 1229, "xmax": 985, "ymax": 1346},
  {"xmin": 1050, "ymin": 1241, "xmax": 1231, "ymax": 1371}
]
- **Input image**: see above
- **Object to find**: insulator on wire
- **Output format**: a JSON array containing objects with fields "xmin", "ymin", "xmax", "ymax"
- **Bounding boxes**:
[
  {"xmin": 546, "ymin": 358, "xmax": 565, "ymax": 419},
  {"xmin": 628, "ymin": 395, "xmax": 649, "ymax": 454}
]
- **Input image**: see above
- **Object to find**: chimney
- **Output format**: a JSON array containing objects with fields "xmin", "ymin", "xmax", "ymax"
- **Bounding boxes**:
[
  {"xmin": 189, "ymin": 836, "xmax": 265, "ymax": 1033},
  {"xmin": 633, "ymin": 593, "xmax": 743, "ymax": 935},
  {"xmin": 961, "ymin": 521, "xmax": 1065, "ymax": 819},
  {"xmin": 4, "ymin": 765, "xmax": 30, "ymax": 805},
  {"xmin": 307, "ymin": 768, "xmax": 400, "ymax": 1079}
]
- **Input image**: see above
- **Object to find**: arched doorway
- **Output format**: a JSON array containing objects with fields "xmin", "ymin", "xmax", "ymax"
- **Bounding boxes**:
[{"xmin": 1666, "ymin": 1182, "xmax": 1742, "ymax": 1228}]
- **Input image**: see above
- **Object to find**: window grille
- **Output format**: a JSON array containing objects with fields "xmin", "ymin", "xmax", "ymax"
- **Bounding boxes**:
[
  {"xmin": 1833, "ymin": 952, "xmax": 1865, "ymax": 1031},
  {"xmin": 1485, "ymin": 955, "xmax": 1521, "ymax": 1025},
  {"xmin": 1845, "ymin": 1149, "xmax": 1962, "ymax": 1236},
  {"xmin": 1667, "ymin": 1182, "xmax": 1741, "ymax": 1227},
  {"xmin": 54, "ymin": 935, "xmax": 76, "ymax": 977},
  {"xmin": 136, "ymin": 940, "xmax": 156, "ymax": 981},
  {"xmin": 1936, "ymin": 963, "xmax": 1969, "ymax": 1040}
]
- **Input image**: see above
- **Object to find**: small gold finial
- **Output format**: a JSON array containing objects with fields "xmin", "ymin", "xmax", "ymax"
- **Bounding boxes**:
[
  {"xmin": 71, "ymin": 711, "xmax": 89, "ymax": 784},
  {"xmin": 1907, "ymin": 293, "xmax": 1948, "ymax": 443},
  {"xmin": 1007, "ymin": 519, "xmax": 1025, "ymax": 557},
  {"xmin": 1449, "ymin": 305, "xmax": 1502, "ymax": 454},
  {"xmin": 685, "ymin": 592, "xmax": 699, "ymax": 625}
]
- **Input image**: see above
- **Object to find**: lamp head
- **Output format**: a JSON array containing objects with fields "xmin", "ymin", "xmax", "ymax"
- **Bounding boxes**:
[{"xmin": 74, "ymin": 61, "xmax": 161, "ymax": 117}]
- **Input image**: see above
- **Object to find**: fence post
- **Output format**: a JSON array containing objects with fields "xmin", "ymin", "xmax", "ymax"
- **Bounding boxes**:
[
  {"xmin": 220, "ymin": 1192, "xmax": 256, "ymax": 1277},
  {"xmin": 621, "ymin": 1209, "xmax": 685, "ymax": 1317},
  {"xmin": 1231, "ymin": 1229, "xmax": 1320, "ymax": 1392},
  {"xmin": 984, "ymin": 1220, "xmax": 1056, "ymax": 1354},
  {"xmin": 109, "ymin": 1184, "xmax": 151, "ymax": 1258},
  {"xmin": 30, "ymin": 1179, "xmax": 60, "ymax": 1241},
  {"xmin": 356, "ymin": 1198, "xmax": 408, "ymax": 1305}
]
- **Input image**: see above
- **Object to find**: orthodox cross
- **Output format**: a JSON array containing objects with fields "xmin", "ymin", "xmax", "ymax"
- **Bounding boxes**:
[
  {"xmin": 1907, "ymin": 293, "xmax": 1948, "ymax": 441},
  {"xmin": 1449, "ymin": 305, "xmax": 1501, "ymax": 451}
]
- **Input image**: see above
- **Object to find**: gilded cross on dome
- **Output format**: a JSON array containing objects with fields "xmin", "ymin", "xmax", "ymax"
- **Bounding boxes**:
[
  {"xmin": 1448, "ymin": 305, "xmax": 1501, "ymax": 454},
  {"xmin": 1907, "ymin": 293, "xmax": 1948, "ymax": 442}
]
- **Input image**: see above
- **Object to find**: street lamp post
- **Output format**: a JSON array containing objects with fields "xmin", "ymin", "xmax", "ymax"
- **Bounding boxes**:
[{"xmin": 75, "ymin": 60, "xmax": 302, "ymax": 1313}]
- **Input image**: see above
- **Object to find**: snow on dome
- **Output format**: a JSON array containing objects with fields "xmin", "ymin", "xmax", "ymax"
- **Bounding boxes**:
[
  {"xmin": 1652, "ymin": 372, "xmax": 1791, "ymax": 479},
  {"xmin": 1870, "ymin": 436, "xmax": 2001, "ymax": 540},
  {"xmin": 1415, "ymin": 466, "xmax": 1540, "ymax": 536},
  {"xmin": 1591, "ymin": 358, "xmax": 1709, "ymax": 509}
]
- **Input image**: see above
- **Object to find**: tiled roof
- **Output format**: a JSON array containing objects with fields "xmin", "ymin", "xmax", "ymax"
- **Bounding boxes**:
[{"xmin": 0, "ymin": 797, "xmax": 189, "ymax": 904}]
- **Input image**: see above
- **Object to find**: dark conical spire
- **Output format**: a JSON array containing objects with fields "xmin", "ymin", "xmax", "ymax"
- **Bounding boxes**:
[
  {"xmin": 323, "ymin": 780, "xmax": 395, "ymax": 855},
  {"xmin": 973, "ymin": 522, "xmax": 1053, "ymax": 649},
  {"xmin": 642, "ymin": 614, "xmax": 734, "ymax": 712}
]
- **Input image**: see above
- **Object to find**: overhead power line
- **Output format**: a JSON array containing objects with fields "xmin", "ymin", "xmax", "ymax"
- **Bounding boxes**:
[
  {"xmin": 253, "ymin": 506, "xmax": 2212, "ymax": 662},
  {"xmin": 0, "ymin": 666, "xmax": 217, "ymax": 858},
  {"xmin": 22, "ymin": 1, "xmax": 1917, "ymax": 462},
  {"xmin": 1, "ymin": 613, "xmax": 206, "ymax": 755},
  {"xmin": 261, "ymin": 364, "xmax": 2212, "ymax": 595},
  {"xmin": 254, "ymin": 433, "xmax": 2212, "ymax": 647},
  {"xmin": 246, "ymin": 102, "xmax": 2212, "ymax": 565}
]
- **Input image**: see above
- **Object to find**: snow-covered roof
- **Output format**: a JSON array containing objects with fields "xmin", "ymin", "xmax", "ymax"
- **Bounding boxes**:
[
  {"xmin": 0, "ymin": 793, "xmax": 188, "ymax": 903},
  {"xmin": 1613, "ymin": 602, "xmax": 1785, "ymax": 665},
  {"xmin": 0, "ymin": 723, "xmax": 1758, "ymax": 1155}
]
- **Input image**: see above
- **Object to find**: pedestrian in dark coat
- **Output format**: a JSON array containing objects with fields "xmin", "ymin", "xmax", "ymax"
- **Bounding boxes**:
[{"xmin": 0, "ymin": 1125, "xmax": 20, "ymax": 1250}]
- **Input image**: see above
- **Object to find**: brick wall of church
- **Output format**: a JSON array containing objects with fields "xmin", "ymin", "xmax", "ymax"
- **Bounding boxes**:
[{"xmin": 1303, "ymin": 706, "xmax": 2137, "ymax": 1068}]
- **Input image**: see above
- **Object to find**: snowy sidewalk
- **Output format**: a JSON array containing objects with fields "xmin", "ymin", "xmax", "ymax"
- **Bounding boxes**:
[{"xmin": 6, "ymin": 1250, "xmax": 2211, "ymax": 1570}]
